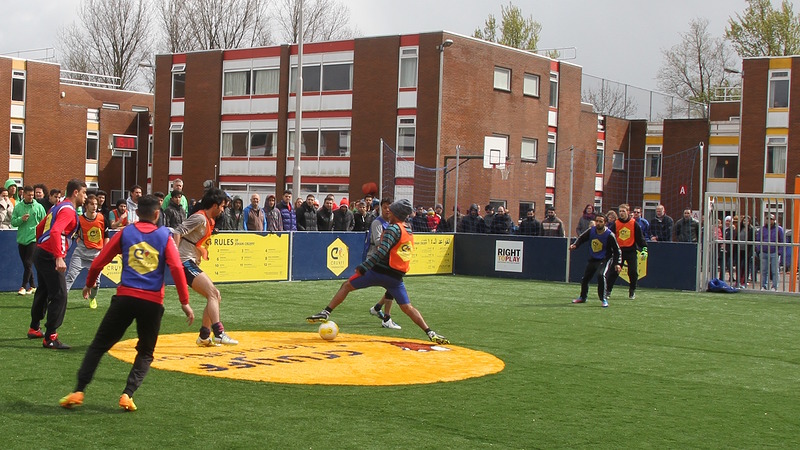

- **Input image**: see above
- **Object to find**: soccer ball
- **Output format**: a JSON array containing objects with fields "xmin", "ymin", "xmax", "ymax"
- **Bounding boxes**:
[{"xmin": 318, "ymin": 321, "xmax": 339, "ymax": 340}]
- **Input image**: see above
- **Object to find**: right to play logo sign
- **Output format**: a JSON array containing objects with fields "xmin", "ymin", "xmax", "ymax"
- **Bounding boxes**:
[{"xmin": 495, "ymin": 240, "xmax": 523, "ymax": 273}]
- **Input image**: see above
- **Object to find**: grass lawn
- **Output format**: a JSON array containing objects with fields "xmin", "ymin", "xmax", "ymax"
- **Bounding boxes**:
[{"xmin": 1, "ymin": 275, "xmax": 798, "ymax": 448}]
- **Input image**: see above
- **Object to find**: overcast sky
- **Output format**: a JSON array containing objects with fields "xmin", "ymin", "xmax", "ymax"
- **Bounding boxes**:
[{"xmin": 3, "ymin": 0, "xmax": 749, "ymax": 91}]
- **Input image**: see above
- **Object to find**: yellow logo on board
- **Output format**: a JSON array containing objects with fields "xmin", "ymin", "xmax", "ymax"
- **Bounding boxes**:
[
  {"xmin": 128, "ymin": 242, "xmax": 160, "ymax": 274},
  {"xmin": 591, "ymin": 238, "xmax": 603, "ymax": 253},
  {"xmin": 327, "ymin": 238, "xmax": 349, "ymax": 276}
]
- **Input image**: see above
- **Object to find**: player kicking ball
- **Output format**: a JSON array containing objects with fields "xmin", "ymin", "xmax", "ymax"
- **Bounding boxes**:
[
  {"xmin": 60, "ymin": 195, "xmax": 194, "ymax": 411},
  {"xmin": 306, "ymin": 199, "xmax": 449, "ymax": 345}
]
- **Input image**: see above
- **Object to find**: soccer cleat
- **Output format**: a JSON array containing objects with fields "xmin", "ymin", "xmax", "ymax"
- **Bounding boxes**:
[
  {"xmin": 369, "ymin": 306, "xmax": 386, "ymax": 321},
  {"xmin": 119, "ymin": 393, "xmax": 137, "ymax": 411},
  {"xmin": 27, "ymin": 327, "xmax": 43, "ymax": 339},
  {"xmin": 196, "ymin": 336, "xmax": 220, "ymax": 347},
  {"xmin": 629, "ymin": 293, "xmax": 636, "ymax": 300},
  {"xmin": 43, "ymin": 334, "xmax": 71, "ymax": 350},
  {"xmin": 382, "ymin": 319, "xmax": 402, "ymax": 329},
  {"xmin": 427, "ymin": 331, "xmax": 450, "ymax": 345},
  {"xmin": 214, "ymin": 332, "xmax": 239, "ymax": 345},
  {"xmin": 59, "ymin": 391, "xmax": 84, "ymax": 409},
  {"xmin": 27, "ymin": 287, "xmax": 36, "ymax": 295},
  {"xmin": 601, "ymin": 299, "xmax": 609, "ymax": 308},
  {"xmin": 89, "ymin": 298, "xmax": 98, "ymax": 309},
  {"xmin": 572, "ymin": 298, "xmax": 586, "ymax": 304},
  {"xmin": 306, "ymin": 310, "xmax": 330, "ymax": 323},
  {"xmin": 17, "ymin": 288, "xmax": 27, "ymax": 295}
]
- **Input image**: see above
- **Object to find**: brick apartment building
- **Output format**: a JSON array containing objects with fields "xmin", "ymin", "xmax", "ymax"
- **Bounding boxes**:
[{"xmin": 1, "ymin": 56, "xmax": 153, "ymax": 202}]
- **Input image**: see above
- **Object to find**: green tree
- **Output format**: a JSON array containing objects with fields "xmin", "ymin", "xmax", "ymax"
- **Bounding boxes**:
[
  {"xmin": 474, "ymin": 2, "xmax": 541, "ymax": 50},
  {"xmin": 726, "ymin": 0, "xmax": 800, "ymax": 57}
]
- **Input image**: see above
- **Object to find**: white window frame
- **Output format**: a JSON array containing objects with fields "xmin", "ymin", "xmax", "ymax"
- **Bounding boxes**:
[
  {"xmin": 86, "ymin": 131, "xmax": 99, "ymax": 161},
  {"xmin": 523, "ymin": 73, "xmax": 540, "ymax": 97},
  {"xmin": 397, "ymin": 117, "xmax": 416, "ymax": 158},
  {"xmin": 223, "ymin": 70, "xmax": 251, "ymax": 96},
  {"xmin": 545, "ymin": 193, "xmax": 554, "ymax": 207},
  {"xmin": 766, "ymin": 136, "xmax": 787, "ymax": 174},
  {"xmin": 596, "ymin": 140, "xmax": 605, "ymax": 175},
  {"xmin": 768, "ymin": 70, "xmax": 790, "ymax": 109},
  {"xmin": 549, "ymin": 72, "xmax": 559, "ymax": 108},
  {"xmin": 321, "ymin": 63, "xmax": 353, "ymax": 91},
  {"xmin": 546, "ymin": 133, "xmax": 556, "ymax": 169},
  {"xmin": 10, "ymin": 124, "xmax": 24, "ymax": 156},
  {"xmin": 612, "ymin": 151, "xmax": 625, "ymax": 171},
  {"xmin": 493, "ymin": 67, "xmax": 511, "ymax": 91},
  {"xmin": 399, "ymin": 47, "xmax": 418, "ymax": 88},
  {"xmin": 11, "ymin": 70, "xmax": 25, "ymax": 103},
  {"xmin": 645, "ymin": 145, "xmax": 662, "ymax": 177},
  {"xmin": 521, "ymin": 137, "xmax": 538, "ymax": 162},
  {"xmin": 171, "ymin": 64, "xmax": 186, "ymax": 99}
]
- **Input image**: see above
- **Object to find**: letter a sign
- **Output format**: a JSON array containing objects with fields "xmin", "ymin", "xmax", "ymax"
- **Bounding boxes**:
[{"xmin": 679, "ymin": 185, "xmax": 688, "ymax": 196}]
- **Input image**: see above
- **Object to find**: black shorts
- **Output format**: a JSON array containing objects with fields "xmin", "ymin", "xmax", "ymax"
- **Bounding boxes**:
[{"xmin": 182, "ymin": 260, "xmax": 203, "ymax": 286}]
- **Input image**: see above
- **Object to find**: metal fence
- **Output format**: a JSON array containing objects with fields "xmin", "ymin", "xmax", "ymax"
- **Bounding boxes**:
[{"xmin": 582, "ymin": 73, "xmax": 707, "ymax": 120}]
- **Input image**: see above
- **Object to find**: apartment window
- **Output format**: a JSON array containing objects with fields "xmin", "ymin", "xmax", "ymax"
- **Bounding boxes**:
[
  {"xmin": 709, "ymin": 156, "xmax": 738, "ymax": 178},
  {"xmin": 523, "ymin": 73, "xmax": 540, "ymax": 97},
  {"xmin": 398, "ymin": 124, "xmax": 416, "ymax": 157},
  {"xmin": 521, "ymin": 138, "xmax": 537, "ymax": 162},
  {"xmin": 86, "ymin": 131, "xmax": 99, "ymax": 160},
  {"xmin": 170, "ymin": 131, "xmax": 183, "ymax": 157},
  {"xmin": 612, "ymin": 151, "xmax": 625, "ymax": 170},
  {"xmin": 172, "ymin": 72, "xmax": 186, "ymax": 99},
  {"xmin": 549, "ymin": 72, "xmax": 558, "ymax": 107},
  {"xmin": 494, "ymin": 67, "xmax": 511, "ymax": 91},
  {"xmin": 519, "ymin": 201, "xmax": 535, "ymax": 220},
  {"xmin": 224, "ymin": 71, "xmax": 250, "ymax": 96},
  {"xmin": 546, "ymin": 133, "xmax": 556, "ymax": 169},
  {"xmin": 253, "ymin": 69, "xmax": 280, "ymax": 95},
  {"xmin": 594, "ymin": 196, "xmax": 602, "ymax": 212},
  {"xmin": 10, "ymin": 125, "xmax": 23, "ymax": 156},
  {"xmin": 399, "ymin": 48, "xmax": 418, "ymax": 88},
  {"xmin": 288, "ymin": 130, "xmax": 320, "ymax": 157},
  {"xmin": 645, "ymin": 146, "xmax": 661, "ymax": 177},
  {"xmin": 769, "ymin": 71, "xmax": 790, "ymax": 108},
  {"xmin": 250, "ymin": 132, "xmax": 277, "ymax": 157},
  {"xmin": 322, "ymin": 64, "xmax": 353, "ymax": 91},
  {"xmin": 221, "ymin": 132, "xmax": 249, "ymax": 157},
  {"xmin": 320, "ymin": 130, "xmax": 351, "ymax": 156},
  {"xmin": 544, "ymin": 193, "xmax": 554, "ymax": 207},
  {"xmin": 102, "ymin": 103, "xmax": 120, "ymax": 110},
  {"xmin": 766, "ymin": 137, "xmax": 787, "ymax": 174},
  {"xmin": 596, "ymin": 149, "xmax": 604, "ymax": 174},
  {"xmin": 290, "ymin": 65, "xmax": 321, "ymax": 93},
  {"xmin": 11, "ymin": 72, "xmax": 25, "ymax": 102}
]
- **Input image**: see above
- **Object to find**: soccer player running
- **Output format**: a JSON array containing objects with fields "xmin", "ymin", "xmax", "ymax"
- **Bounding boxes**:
[
  {"xmin": 173, "ymin": 188, "xmax": 238, "ymax": 346},
  {"xmin": 60, "ymin": 195, "xmax": 194, "ymax": 411},
  {"xmin": 606, "ymin": 203, "xmax": 648, "ymax": 300},
  {"xmin": 307, "ymin": 199, "xmax": 449, "ymax": 344},
  {"xmin": 365, "ymin": 197, "xmax": 401, "ymax": 329},
  {"xmin": 29, "ymin": 178, "xmax": 87, "ymax": 349},
  {"xmin": 570, "ymin": 214, "xmax": 622, "ymax": 307},
  {"xmin": 65, "ymin": 194, "xmax": 108, "ymax": 309}
]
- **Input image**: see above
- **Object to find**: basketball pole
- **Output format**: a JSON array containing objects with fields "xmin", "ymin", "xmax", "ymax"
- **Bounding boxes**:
[{"xmin": 565, "ymin": 145, "xmax": 574, "ymax": 283}]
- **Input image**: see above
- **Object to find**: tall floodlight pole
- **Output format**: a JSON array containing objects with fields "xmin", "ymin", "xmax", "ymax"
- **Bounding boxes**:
[
  {"xmin": 292, "ymin": 1, "xmax": 304, "ymax": 198},
  {"xmin": 435, "ymin": 38, "xmax": 453, "ymax": 205}
]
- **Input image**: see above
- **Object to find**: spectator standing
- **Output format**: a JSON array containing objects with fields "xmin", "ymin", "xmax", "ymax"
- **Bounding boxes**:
[
  {"xmin": 411, "ymin": 206, "xmax": 430, "ymax": 232},
  {"xmin": 96, "ymin": 190, "xmax": 110, "ymax": 224},
  {"xmin": 33, "ymin": 184, "xmax": 47, "ymax": 207},
  {"xmin": 152, "ymin": 192, "xmax": 166, "ymax": 227},
  {"xmin": 458, "ymin": 203, "xmax": 486, "ymax": 233},
  {"xmin": 333, "ymin": 198, "xmax": 354, "ymax": 231},
  {"xmin": 650, "ymin": 204, "xmax": 673, "ymax": 242},
  {"xmin": 353, "ymin": 200, "xmax": 369, "ymax": 231},
  {"xmin": 264, "ymin": 195, "xmax": 283, "ymax": 232},
  {"xmin": 317, "ymin": 197, "xmax": 335, "ymax": 231},
  {"xmin": 243, "ymin": 194, "xmax": 266, "ymax": 231},
  {"xmin": 483, "ymin": 205, "xmax": 495, "ymax": 231},
  {"xmin": 0, "ymin": 187, "xmax": 13, "ymax": 229},
  {"xmin": 490, "ymin": 206, "xmax": 513, "ymax": 234},
  {"xmin": 161, "ymin": 178, "xmax": 188, "ymax": 212},
  {"xmin": 65, "ymin": 194, "xmax": 108, "ymax": 309},
  {"xmin": 4, "ymin": 179, "xmax": 19, "ymax": 206},
  {"xmin": 41, "ymin": 188, "xmax": 60, "ymax": 214},
  {"xmin": 228, "ymin": 196, "xmax": 245, "ymax": 230},
  {"xmin": 576, "ymin": 204, "xmax": 596, "ymax": 236},
  {"xmin": 297, "ymin": 194, "xmax": 318, "ymax": 231},
  {"xmin": 736, "ymin": 215, "xmax": 755, "ymax": 289},
  {"xmin": 277, "ymin": 191, "xmax": 296, "ymax": 231},
  {"xmin": 29, "ymin": 179, "xmax": 87, "ymax": 349},
  {"xmin": 163, "ymin": 189, "xmax": 187, "ymax": 229},
  {"xmin": 541, "ymin": 206, "xmax": 565, "ymax": 237},
  {"xmin": 11, "ymin": 186, "xmax": 46, "ymax": 295},
  {"xmin": 108, "ymin": 199, "xmax": 130, "ymax": 230},
  {"xmin": 632, "ymin": 207, "xmax": 650, "ymax": 241},
  {"xmin": 674, "ymin": 209, "xmax": 699, "ymax": 242},
  {"xmin": 517, "ymin": 209, "xmax": 542, "ymax": 236},
  {"xmin": 126, "ymin": 185, "xmax": 142, "ymax": 223},
  {"xmin": 426, "ymin": 208, "xmax": 441, "ymax": 232},
  {"xmin": 758, "ymin": 213, "xmax": 785, "ymax": 291}
]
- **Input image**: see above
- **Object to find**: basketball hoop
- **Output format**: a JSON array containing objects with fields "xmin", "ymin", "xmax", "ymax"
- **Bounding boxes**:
[{"xmin": 491, "ymin": 163, "xmax": 511, "ymax": 180}]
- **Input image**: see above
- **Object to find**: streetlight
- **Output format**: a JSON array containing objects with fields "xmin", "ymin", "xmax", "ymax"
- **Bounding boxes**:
[{"xmin": 436, "ymin": 38, "xmax": 454, "ymax": 206}]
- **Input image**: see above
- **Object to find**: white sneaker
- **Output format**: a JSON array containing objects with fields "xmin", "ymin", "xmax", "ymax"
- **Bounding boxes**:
[
  {"xmin": 381, "ymin": 319, "xmax": 401, "ymax": 329},
  {"xmin": 17, "ymin": 288, "xmax": 27, "ymax": 295},
  {"xmin": 628, "ymin": 293, "xmax": 635, "ymax": 300},
  {"xmin": 215, "ymin": 332, "xmax": 239, "ymax": 345},
  {"xmin": 369, "ymin": 306, "xmax": 386, "ymax": 320},
  {"xmin": 27, "ymin": 287, "xmax": 36, "ymax": 295},
  {"xmin": 196, "ymin": 336, "xmax": 220, "ymax": 347}
]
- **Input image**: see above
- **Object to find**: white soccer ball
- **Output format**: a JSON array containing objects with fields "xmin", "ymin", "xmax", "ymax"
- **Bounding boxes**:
[{"xmin": 318, "ymin": 321, "xmax": 339, "ymax": 340}]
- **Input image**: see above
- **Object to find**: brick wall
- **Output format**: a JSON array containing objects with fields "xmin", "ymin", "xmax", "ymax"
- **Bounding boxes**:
[{"xmin": 739, "ymin": 59, "xmax": 768, "ymax": 194}]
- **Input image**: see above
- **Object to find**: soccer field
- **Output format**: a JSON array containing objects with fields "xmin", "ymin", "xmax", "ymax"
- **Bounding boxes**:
[{"xmin": 1, "ymin": 275, "xmax": 799, "ymax": 448}]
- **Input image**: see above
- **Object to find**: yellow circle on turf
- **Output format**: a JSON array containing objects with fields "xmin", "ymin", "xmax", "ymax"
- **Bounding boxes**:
[{"xmin": 108, "ymin": 332, "xmax": 504, "ymax": 385}]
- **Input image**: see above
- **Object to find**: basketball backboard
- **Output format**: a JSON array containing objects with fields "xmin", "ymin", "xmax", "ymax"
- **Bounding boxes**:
[{"xmin": 483, "ymin": 136, "xmax": 507, "ymax": 169}]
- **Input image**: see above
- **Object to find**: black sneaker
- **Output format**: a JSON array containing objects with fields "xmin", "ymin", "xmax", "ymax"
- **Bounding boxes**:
[
  {"xmin": 43, "ymin": 334, "xmax": 71, "ymax": 350},
  {"xmin": 306, "ymin": 311, "xmax": 330, "ymax": 323}
]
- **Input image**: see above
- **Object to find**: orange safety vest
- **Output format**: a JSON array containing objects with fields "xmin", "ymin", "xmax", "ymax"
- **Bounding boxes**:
[
  {"xmin": 388, "ymin": 223, "xmax": 414, "ymax": 273},
  {"xmin": 615, "ymin": 218, "xmax": 636, "ymax": 248},
  {"xmin": 195, "ymin": 210, "xmax": 215, "ymax": 260},
  {"xmin": 79, "ymin": 213, "xmax": 105, "ymax": 250}
]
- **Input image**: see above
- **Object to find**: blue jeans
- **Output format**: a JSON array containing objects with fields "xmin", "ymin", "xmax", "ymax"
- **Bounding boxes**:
[{"xmin": 760, "ymin": 252, "xmax": 779, "ymax": 290}]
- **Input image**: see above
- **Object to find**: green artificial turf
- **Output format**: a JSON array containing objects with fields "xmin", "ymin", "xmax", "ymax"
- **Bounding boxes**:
[{"xmin": 1, "ymin": 276, "xmax": 798, "ymax": 448}]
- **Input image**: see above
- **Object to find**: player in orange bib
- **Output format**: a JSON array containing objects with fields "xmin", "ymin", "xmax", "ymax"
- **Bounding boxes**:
[
  {"xmin": 606, "ymin": 203, "xmax": 648, "ymax": 300},
  {"xmin": 65, "ymin": 194, "xmax": 109, "ymax": 309},
  {"xmin": 307, "ymin": 199, "xmax": 449, "ymax": 344}
]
